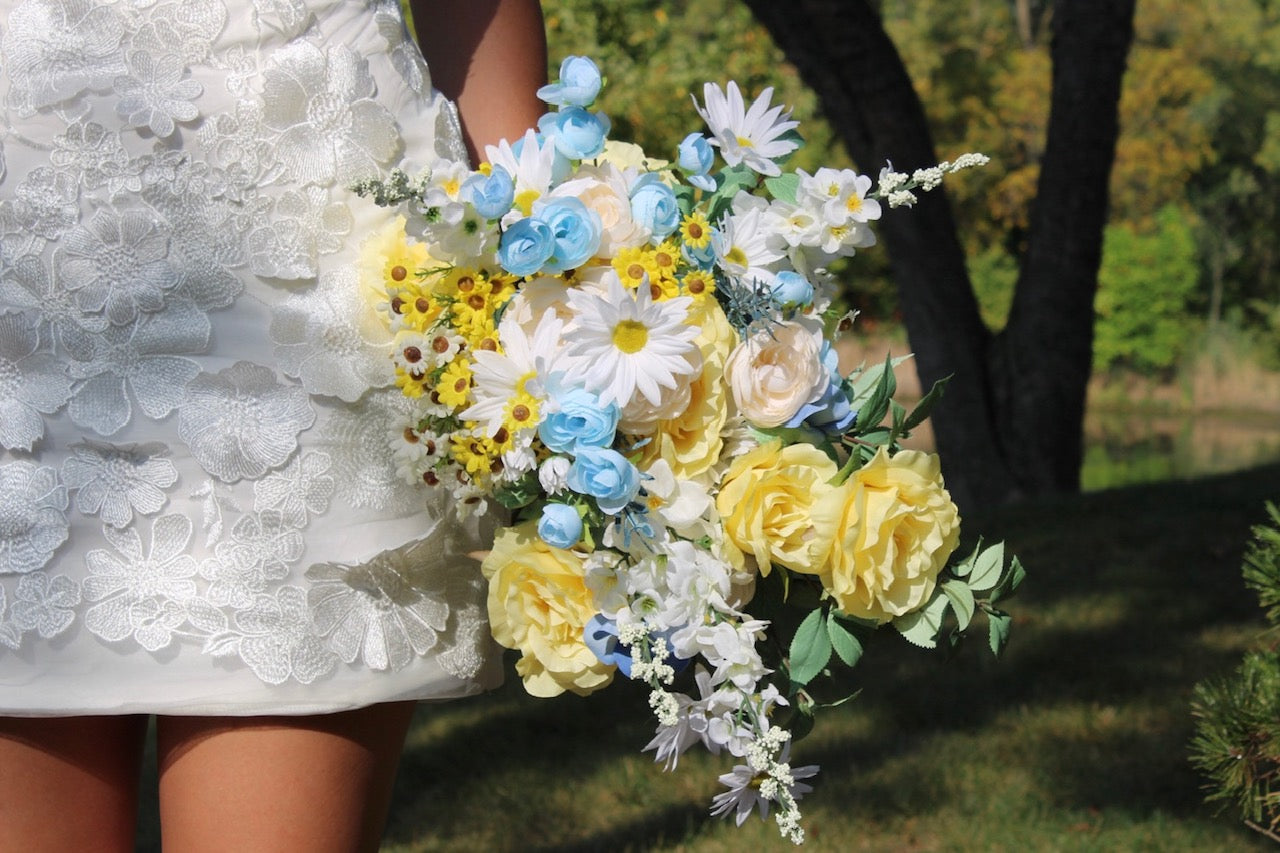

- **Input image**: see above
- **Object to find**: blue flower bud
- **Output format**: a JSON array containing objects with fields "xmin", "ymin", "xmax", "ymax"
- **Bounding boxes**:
[
  {"xmin": 537, "ymin": 502, "xmax": 584, "ymax": 549},
  {"xmin": 566, "ymin": 446, "xmax": 641, "ymax": 515},
  {"xmin": 629, "ymin": 173, "xmax": 681, "ymax": 242},
  {"xmin": 497, "ymin": 216, "xmax": 556, "ymax": 276},
  {"xmin": 461, "ymin": 166, "xmax": 515, "ymax": 220},
  {"xmin": 539, "ymin": 387, "xmax": 619, "ymax": 452},
  {"xmin": 537, "ymin": 197, "xmax": 602, "ymax": 273},
  {"xmin": 771, "ymin": 270, "xmax": 815, "ymax": 309},
  {"xmin": 677, "ymin": 132, "xmax": 717, "ymax": 192},
  {"xmin": 536, "ymin": 56, "xmax": 603, "ymax": 107},
  {"xmin": 538, "ymin": 107, "xmax": 611, "ymax": 161}
]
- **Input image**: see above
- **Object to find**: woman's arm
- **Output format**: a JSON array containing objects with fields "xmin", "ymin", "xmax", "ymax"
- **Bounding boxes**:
[{"xmin": 410, "ymin": 0, "xmax": 547, "ymax": 163}]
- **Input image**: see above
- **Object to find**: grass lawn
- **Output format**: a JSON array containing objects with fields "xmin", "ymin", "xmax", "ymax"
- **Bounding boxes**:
[{"xmin": 378, "ymin": 462, "xmax": 1280, "ymax": 852}]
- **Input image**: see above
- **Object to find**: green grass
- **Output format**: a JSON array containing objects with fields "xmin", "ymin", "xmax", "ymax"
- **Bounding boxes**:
[
  {"xmin": 134, "ymin": 462, "xmax": 1280, "ymax": 851},
  {"xmin": 379, "ymin": 463, "xmax": 1280, "ymax": 852}
]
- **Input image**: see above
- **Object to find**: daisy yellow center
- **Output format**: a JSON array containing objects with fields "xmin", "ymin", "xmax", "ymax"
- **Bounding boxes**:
[
  {"xmin": 444, "ymin": 177, "xmax": 461, "ymax": 198},
  {"xmin": 735, "ymin": 135, "xmax": 754, "ymax": 149},
  {"xmin": 612, "ymin": 319, "xmax": 649, "ymax": 353},
  {"xmin": 515, "ymin": 189, "xmax": 540, "ymax": 217},
  {"xmin": 725, "ymin": 247, "xmax": 748, "ymax": 267},
  {"xmin": 846, "ymin": 194, "xmax": 863, "ymax": 213}
]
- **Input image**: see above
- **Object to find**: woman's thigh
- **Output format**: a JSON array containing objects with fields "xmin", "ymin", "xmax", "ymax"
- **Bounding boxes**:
[
  {"xmin": 154, "ymin": 701, "xmax": 418, "ymax": 853},
  {"xmin": 0, "ymin": 714, "xmax": 149, "ymax": 853}
]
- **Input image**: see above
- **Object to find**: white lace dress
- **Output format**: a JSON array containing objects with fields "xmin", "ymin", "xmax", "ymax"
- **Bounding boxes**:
[{"xmin": 0, "ymin": 0, "xmax": 502, "ymax": 715}]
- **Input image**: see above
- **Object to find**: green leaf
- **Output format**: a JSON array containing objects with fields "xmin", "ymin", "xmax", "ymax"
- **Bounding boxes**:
[
  {"xmin": 789, "ymin": 608, "xmax": 833, "ymax": 685},
  {"xmin": 951, "ymin": 541, "xmax": 982, "ymax": 578},
  {"xmin": 942, "ymin": 579, "xmax": 976, "ymax": 630},
  {"xmin": 967, "ymin": 542, "xmax": 1005, "ymax": 592},
  {"xmin": 893, "ymin": 590, "xmax": 950, "ymax": 649},
  {"xmin": 764, "ymin": 172, "xmax": 800, "ymax": 204},
  {"xmin": 826, "ymin": 614, "xmax": 864, "ymax": 668},
  {"xmin": 900, "ymin": 375, "xmax": 951, "ymax": 434},
  {"xmin": 991, "ymin": 555, "xmax": 1027, "ymax": 604},
  {"xmin": 846, "ymin": 353, "xmax": 912, "ymax": 407},
  {"xmin": 988, "ymin": 611, "xmax": 1012, "ymax": 656}
]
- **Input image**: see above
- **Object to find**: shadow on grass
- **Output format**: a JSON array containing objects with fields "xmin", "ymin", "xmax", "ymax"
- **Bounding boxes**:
[{"xmin": 141, "ymin": 463, "xmax": 1280, "ymax": 851}]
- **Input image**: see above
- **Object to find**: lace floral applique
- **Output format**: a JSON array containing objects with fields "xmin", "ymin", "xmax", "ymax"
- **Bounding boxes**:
[
  {"xmin": 253, "ymin": 451, "xmax": 335, "ymax": 528},
  {"xmin": 0, "ymin": 313, "xmax": 74, "ymax": 451},
  {"xmin": 373, "ymin": 0, "xmax": 426, "ymax": 95},
  {"xmin": 322, "ymin": 389, "xmax": 421, "ymax": 510},
  {"xmin": 0, "ymin": 256, "xmax": 106, "ymax": 359},
  {"xmin": 62, "ymin": 440, "xmax": 178, "ymax": 528},
  {"xmin": 57, "ymin": 208, "xmax": 179, "ymax": 325},
  {"xmin": 177, "ymin": 360, "xmax": 315, "ymax": 482},
  {"xmin": 11, "ymin": 166, "xmax": 81, "ymax": 243},
  {"xmin": 0, "ymin": 460, "xmax": 68, "ymax": 575},
  {"xmin": 66, "ymin": 299, "xmax": 210, "ymax": 436},
  {"xmin": 50, "ymin": 121, "xmax": 144, "ymax": 197},
  {"xmin": 305, "ymin": 543, "xmax": 451, "ymax": 671},
  {"xmin": 199, "ymin": 509, "xmax": 304, "ymax": 609},
  {"xmin": 270, "ymin": 269, "xmax": 393, "ymax": 401},
  {"xmin": 248, "ymin": 185, "xmax": 353, "ymax": 279},
  {"xmin": 114, "ymin": 49, "xmax": 204, "ymax": 138},
  {"xmin": 259, "ymin": 40, "xmax": 401, "ymax": 187},
  {"xmin": 2, "ymin": 0, "xmax": 128, "ymax": 117},
  {"xmin": 207, "ymin": 585, "xmax": 338, "ymax": 685},
  {"xmin": 82, "ymin": 513, "xmax": 197, "ymax": 650},
  {"xmin": 10, "ymin": 572, "xmax": 82, "ymax": 640}
]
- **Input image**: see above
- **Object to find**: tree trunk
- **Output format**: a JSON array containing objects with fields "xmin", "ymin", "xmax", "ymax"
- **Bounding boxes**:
[{"xmin": 742, "ymin": 0, "xmax": 1135, "ymax": 511}]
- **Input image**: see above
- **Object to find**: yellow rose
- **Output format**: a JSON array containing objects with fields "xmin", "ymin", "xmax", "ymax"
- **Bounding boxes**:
[
  {"xmin": 481, "ymin": 521, "xmax": 614, "ymax": 697},
  {"xmin": 715, "ymin": 440, "xmax": 842, "ymax": 576},
  {"xmin": 822, "ymin": 448, "xmax": 961, "ymax": 623},
  {"xmin": 639, "ymin": 300, "xmax": 737, "ymax": 481}
]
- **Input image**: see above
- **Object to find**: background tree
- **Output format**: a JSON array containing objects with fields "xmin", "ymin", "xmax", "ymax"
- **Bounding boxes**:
[{"xmin": 738, "ymin": 0, "xmax": 1136, "ymax": 509}]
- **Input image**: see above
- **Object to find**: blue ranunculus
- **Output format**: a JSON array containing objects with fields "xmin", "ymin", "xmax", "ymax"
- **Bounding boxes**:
[
  {"xmin": 538, "ymin": 107, "xmax": 611, "ymax": 161},
  {"xmin": 566, "ymin": 445, "xmax": 641, "ymax": 515},
  {"xmin": 497, "ymin": 216, "xmax": 556, "ymax": 276},
  {"xmin": 677, "ymin": 132, "xmax": 716, "ymax": 191},
  {"xmin": 537, "ymin": 502, "xmax": 584, "ymax": 549},
  {"xmin": 539, "ymin": 387, "xmax": 619, "ymax": 452},
  {"xmin": 629, "ymin": 173, "xmax": 681, "ymax": 242},
  {"xmin": 682, "ymin": 239, "xmax": 716, "ymax": 270},
  {"xmin": 461, "ymin": 166, "xmax": 515, "ymax": 220},
  {"xmin": 786, "ymin": 376, "xmax": 856, "ymax": 435},
  {"xmin": 537, "ymin": 197, "xmax": 602, "ymax": 273},
  {"xmin": 771, "ymin": 270, "xmax": 815, "ymax": 309},
  {"xmin": 536, "ymin": 56, "xmax": 603, "ymax": 107}
]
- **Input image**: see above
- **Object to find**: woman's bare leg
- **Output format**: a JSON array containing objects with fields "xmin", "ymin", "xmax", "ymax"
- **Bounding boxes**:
[
  {"xmin": 155, "ymin": 702, "xmax": 418, "ymax": 853},
  {"xmin": 0, "ymin": 715, "xmax": 148, "ymax": 853}
]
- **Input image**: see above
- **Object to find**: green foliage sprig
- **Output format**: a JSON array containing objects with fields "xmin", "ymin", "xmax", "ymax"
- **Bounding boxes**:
[{"xmin": 1190, "ymin": 502, "xmax": 1280, "ymax": 842}]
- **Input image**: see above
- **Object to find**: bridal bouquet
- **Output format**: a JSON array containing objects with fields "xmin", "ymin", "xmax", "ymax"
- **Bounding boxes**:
[{"xmin": 354, "ymin": 56, "xmax": 1023, "ymax": 844}]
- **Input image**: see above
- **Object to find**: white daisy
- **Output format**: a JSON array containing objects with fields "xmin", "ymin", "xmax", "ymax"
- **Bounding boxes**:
[
  {"xmin": 694, "ymin": 82, "xmax": 799, "ymax": 177},
  {"xmin": 460, "ymin": 309, "xmax": 563, "ymax": 438},
  {"xmin": 712, "ymin": 201, "xmax": 785, "ymax": 282},
  {"xmin": 484, "ymin": 129, "xmax": 558, "ymax": 210},
  {"xmin": 562, "ymin": 276, "xmax": 701, "ymax": 410}
]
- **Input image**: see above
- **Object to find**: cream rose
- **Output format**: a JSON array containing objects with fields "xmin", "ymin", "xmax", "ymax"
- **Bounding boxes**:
[
  {"xmin": 724, "ymin": 317, "xmax": 828, "ymax": 428},
  {"xmin": 822, "ymin": 448, "xmax": 961, "ymax": 623},
  {"xmin": 550, "ymin": 163, "xmax": 645, "ymax": 258},
  {"xmin": 481, "ymin": 521, "xmax": 614, "ymax": 697},
  {"xmin": 715, "ymin": 440, "xmax": 842, "ymax": 576}
]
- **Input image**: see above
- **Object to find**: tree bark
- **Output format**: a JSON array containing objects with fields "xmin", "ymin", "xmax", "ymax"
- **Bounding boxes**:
[{"xmin": 742, "ymin": 0, "xmax": 1135, "ymax": 511}]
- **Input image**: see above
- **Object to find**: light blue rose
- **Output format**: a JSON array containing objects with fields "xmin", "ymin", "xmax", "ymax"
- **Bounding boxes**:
[
  {"xmin": 537, "ymin": 502, "xmax": 584, "ymax": 549},
  {"xmin": 497, "ymin": 216, "xmax": 556, "ymax": 276},
  {"xmin": 538, "ymin": 197, "xmax": 602, "ymax": 273},
  {"xmin": 771, "ymin": 270, "xmax": 815, "ymax": 309},
  {"xmin": 536, "ymin": 56, "xmax": 603, "ymax": 107},
  {"xmin": 538, "ymin": 107, "xmax": 611, "ymax": 161},
  {"xmin": 629, "ymin": 174, "xmax": 681, "ymax": 241},
  {"xmin": 677, "ymin": 132, "xmax": 717, "ymax": 191},
  {"xmin": 539, "ymin": 387, "xmax": 619, "ymax": 452},
  {"xmin": 682, "ymin": 240, "xmax": 716, "ymax": 270},
  {"xmin": 461, "ymin": 166, "xmax": 515, "ymax": 220},
  {"xmin": 566, "ymin": 446, "xmax": 641, "ymax": 515}
]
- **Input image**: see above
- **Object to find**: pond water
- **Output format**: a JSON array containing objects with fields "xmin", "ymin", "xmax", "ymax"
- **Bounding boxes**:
[{"xmin": 1080, "ymin": 410, "xmax": 1280, "ymax": 491}]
